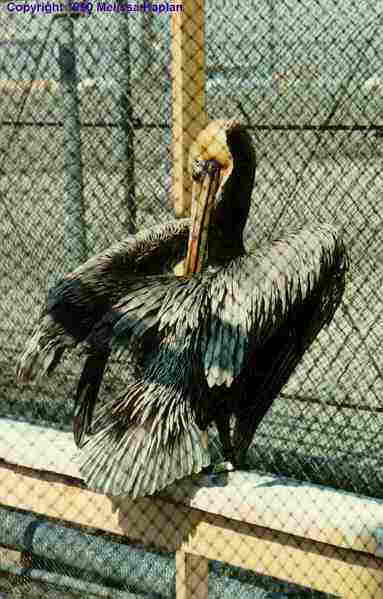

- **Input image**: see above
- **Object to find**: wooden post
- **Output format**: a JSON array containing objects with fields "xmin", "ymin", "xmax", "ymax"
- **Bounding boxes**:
[
  {"xmin": 176, "ymin": 550, "xmax": 209, "ymax": 599},
  {"xmin": 171, "ymin": 0, "xmax": 207, "ymax": 218}
]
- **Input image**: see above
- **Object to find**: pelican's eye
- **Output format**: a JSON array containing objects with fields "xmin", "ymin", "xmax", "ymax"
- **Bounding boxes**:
[{"xmin": 204, "ymin": 159, "xmax": 221, "ymax": 175}]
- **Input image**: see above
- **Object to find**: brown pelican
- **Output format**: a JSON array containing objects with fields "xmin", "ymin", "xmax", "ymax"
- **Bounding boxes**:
[{"xmin": 16, "ymin": 120, "xmax": 347, "ymax": 497}]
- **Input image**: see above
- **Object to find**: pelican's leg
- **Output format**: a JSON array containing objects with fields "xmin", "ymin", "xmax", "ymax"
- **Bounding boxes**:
[
  {"xmin": 211, "ymin": 411, "xmax": 235, "ymax": 473},
  {"xmin": 232, "ymin": 400, "xmax": 272, "ymax": 469},
  {"xmin": 232, "ymin": 416, "xmax": 258, "ymax": 469}
]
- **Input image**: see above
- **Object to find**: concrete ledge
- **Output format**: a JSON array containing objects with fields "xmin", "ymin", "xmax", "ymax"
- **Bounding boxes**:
[
  {"xmin": 0, "ymin": 418, "xmax": 382, "ymax": 556},
  {"xmin": 1, "ymin": 417, "xmax": 383, "ymax": 598}
]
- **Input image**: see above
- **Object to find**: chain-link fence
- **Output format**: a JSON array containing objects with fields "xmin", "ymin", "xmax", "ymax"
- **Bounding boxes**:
[{"xmin": 1, "ymin": 0, "xmax": 383, "ymax": 597}]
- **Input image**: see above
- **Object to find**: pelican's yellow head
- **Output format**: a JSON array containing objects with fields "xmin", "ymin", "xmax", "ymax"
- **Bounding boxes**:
[{"xmin": 188, "ymin": 119, "xmax": 238, "ymax": 174}]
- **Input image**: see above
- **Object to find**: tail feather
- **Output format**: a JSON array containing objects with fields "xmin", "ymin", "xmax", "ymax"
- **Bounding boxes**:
[
  {"xmin": 16, "ymin": 317, "xmax": 75, "ymax": 383},
  {"xmin": 73, "ymin": 351, "xmax": 110, "ymax": 447},
  {"xmin": 78, "ymin": 379, "xmax": 210, "ymax": 497}
]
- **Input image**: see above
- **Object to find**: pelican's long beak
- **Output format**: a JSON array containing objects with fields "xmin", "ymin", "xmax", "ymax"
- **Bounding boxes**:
[{"xmin": 183, "ymin": 161, "xmax": 222, "ymax": 275}]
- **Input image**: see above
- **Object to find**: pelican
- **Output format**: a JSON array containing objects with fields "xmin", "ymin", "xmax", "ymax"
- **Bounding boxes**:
[{"xmin": 16, "ymin": 120, "xmax": 348, "ymax": 497}]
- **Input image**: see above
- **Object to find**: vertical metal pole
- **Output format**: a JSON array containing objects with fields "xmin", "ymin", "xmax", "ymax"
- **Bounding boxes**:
[
  {"xmin": 268, "ymin": 0, "xmax": 276, "ymax": 77},
  {"xmin": 142, "ymin": 10, "xmax": 155, "ymax": 74},
  {"xmin": 56, "ymin": 8, "xmax": 86, "ymax": 271},
  {"xmin": 117, "ymin": 0, "xmax": 136, "ymax": 234}
]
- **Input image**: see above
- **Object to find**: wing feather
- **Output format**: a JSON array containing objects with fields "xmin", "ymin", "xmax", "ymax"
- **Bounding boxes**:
[{"xmin": 200, "ymin": 225, "xmax": 347, "ymax": 388}]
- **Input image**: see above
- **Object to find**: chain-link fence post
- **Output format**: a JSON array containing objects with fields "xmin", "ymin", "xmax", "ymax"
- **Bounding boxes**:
[
  {"xmin": 117, "ymin": 0, "xmax": 136, "ymax": 234},
  {"xmin": 56, "ymin": 5, "xmax": 86, "ymax": 271},
  {"xmin": 268, "ymin": 0, "xmax": 276, "ymax": 78}
]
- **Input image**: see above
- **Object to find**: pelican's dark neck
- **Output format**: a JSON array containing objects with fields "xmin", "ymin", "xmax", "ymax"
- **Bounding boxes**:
[{"xmin": 208, "ymin": 127, "xmax": 256, "ymax": 266}]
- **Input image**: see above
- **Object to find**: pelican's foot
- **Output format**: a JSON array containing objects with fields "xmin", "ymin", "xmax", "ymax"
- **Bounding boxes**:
[
  {"xmin": 215, "ymin": 460, "xmax": 235, "ymax": 473},
  {"xmin": 203, "ymin": 460, "xmax": 235, "ymax": 475}
]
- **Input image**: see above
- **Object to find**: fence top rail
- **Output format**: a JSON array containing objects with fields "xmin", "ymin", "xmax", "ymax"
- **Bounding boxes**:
[{"xmin": 0, "ymin": 417, "xmax": 381, "ymax": 557}]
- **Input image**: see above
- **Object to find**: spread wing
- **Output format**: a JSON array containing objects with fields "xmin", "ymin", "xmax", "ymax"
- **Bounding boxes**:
[
  {"xmin": 46, "ymin": 218, "xmax": 190, "ymax": 342},
  {"xmin": 16, "ymin": 218, "xmax": 189, "ymax": 382},
  {"xmin": 200, "ymin": 224, "xmax": 347, "ymax": 387}
]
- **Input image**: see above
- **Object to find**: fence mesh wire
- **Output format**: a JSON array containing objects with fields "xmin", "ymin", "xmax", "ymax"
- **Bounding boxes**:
[{"xmin": 1, "ymin": 1, "xmax": 383, "ymax": 597}]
